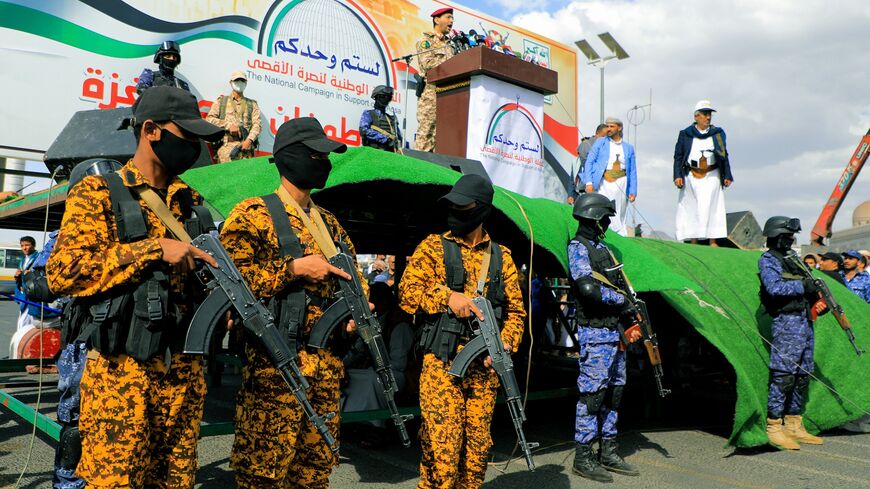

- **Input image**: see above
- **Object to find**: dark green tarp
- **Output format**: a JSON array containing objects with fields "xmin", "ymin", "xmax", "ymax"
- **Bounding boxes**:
[{"xmin": 181, "ymin": 146, "xmax": 870, "ymax": 447}]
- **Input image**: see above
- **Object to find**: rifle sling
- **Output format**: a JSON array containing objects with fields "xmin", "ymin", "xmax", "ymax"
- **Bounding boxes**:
[
  {"xmin": 131, "ymin": 184, "xmax": 192, "ymax": 244},
  {"xmin": 275, "ymin": 185, "xmax": 338, "ymax": 258}
]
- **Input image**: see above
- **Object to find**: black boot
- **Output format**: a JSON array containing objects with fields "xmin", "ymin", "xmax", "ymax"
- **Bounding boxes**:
[
  {"xmin": 573, "ymin": 442, "xmax": 613, "ymax": 482},
  {"xmin": 599, "ymin": 438, "xmax": 639, "ymax": 476}
]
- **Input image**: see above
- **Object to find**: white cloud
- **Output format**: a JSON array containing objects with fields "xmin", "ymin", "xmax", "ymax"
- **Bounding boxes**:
[{"xmin": 512, "ymin": 0, "xmax": 870, "ymax": 240}]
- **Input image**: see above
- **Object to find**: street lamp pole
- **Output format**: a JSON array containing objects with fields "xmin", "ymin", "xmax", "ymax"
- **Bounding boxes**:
[{"xmin": 575, "ymin": 33, "xmax": 629, "ymax": 124}]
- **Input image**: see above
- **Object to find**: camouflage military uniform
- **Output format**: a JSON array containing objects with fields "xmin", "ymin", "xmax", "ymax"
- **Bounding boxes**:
[
  {"xmin": 400, "ymin": 232, "xmax": 525, "ymax": 489},
  {"xmin": 567, "ymin": 239, "xmax": 627, "ymax": 444},
  {"xmin": 759, "ymin": 252, "xmax": 814, "ymax": 418},
  {"xmin": 205, "ymin": 94, "xmax": 262, "ymax": 163},
  {"xmin": 47, "ymin": 161, "xmax": 206, "ymax": 488},
  {"xmin": 414, "ymin": 32, "xmax": 454, "ymax": 152},
  {"xmin": 221, "ymin": 195, "xmax": 364, "ymax": 489}
]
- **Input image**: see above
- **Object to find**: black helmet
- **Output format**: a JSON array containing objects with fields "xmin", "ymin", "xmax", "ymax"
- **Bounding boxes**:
[
  {"xmin": 68, "ymin": 158, "xmax": 123, "ymax": 194},
  {"xmin": 762, "ymin": 216, "xmax": 801, "ymax": 237},
  {"xmin": 153, "ymin": 40, "xmax": 181, "ymax": 63},
  {"xmin": 371, "ymin": 85, "xmax": 394, "ymax": 99},
  {"xmin": 573, "ymin": 193, "xmax": 616, "ymax": 221}
]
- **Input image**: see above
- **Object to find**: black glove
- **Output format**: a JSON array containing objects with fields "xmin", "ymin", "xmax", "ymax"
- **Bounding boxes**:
[
  {"xmin": 803, "ymin": 278, "xmax": 821, "ymax": 300},
  {"xmin": 620, "ymin": 300, "xmax": 638, "ymax": 322}
]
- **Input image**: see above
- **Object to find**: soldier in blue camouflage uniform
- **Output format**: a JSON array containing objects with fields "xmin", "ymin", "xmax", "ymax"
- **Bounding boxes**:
[
  {"xmin": 136, "ymin": 41, "xmax": 190, "ymax": 95},
  {"xmin": 568, "ymin": 193, "xmax": 642, "ymax": 483},
  {"xmin": 758, "ymin": 216, "xmax": 826, "ymax": 450}
]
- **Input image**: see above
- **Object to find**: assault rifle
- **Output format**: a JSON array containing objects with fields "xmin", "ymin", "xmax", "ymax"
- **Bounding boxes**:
[
  {"xmin": 784, "ymin": 253, "xmax": 864, "ymax": 356},
  {"xmin": 595, "ymin": 260, "xmax": 671, "ymax": 397},
  {"xmin": 448, "ymin": 296, "xmax": 538, "ymax": 471},
  {"xmin": 308, "ymin": 252, "xmax": 412, "ymax": 447},
  {"xmin": 184, "ymin": 233, "xmax": 338, "ymax": 451}
]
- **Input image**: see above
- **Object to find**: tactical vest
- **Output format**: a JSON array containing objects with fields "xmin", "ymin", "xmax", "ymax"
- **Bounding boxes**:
[
  {"xmin": 259, "ymin": 194, "xmax": 348, "ymax": 351},
  {"xmin": 361, "ymin": 109, "xmax": 398, "ymax": 150},
  {"xmin": 152, "ymin": 72, "xmax": 186, "ymax": 90},
  {"xmin": 759, "ymin": 250, "xmax": 808, "ymax": 317},
  {"xmin": 419, "ymin": 236, "xmax": 507, "ymax": 363},
  {"xmin": 62, "ymin": 171, "xmax": 215, "ymax": 362},
  {"xmin": 570, "ymin": 236, "xmax": 624, "ymax": 329}
]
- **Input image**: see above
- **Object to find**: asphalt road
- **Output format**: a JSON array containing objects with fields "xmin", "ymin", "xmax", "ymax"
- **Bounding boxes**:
[{"xmin": 1, "ymin": 301, "xmax": 869, "ymax": 488}]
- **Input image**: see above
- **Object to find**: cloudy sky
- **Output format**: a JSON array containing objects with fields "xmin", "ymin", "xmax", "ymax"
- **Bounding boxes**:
[
  {"xmin": 2, "ymin": 1, "xmax": 868, "ymax": 249},
  {"xmin": 465, "ymin": 0, "xmax": 870, "ymax": 243}
]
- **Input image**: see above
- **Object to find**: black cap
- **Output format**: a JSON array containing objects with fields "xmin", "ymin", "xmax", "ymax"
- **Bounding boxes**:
[
  {"xmin": 439, "ymin": 174, "xmax": 494, "ymax": 206},
  {"xmin": 273, "ymin": 117, "xmax": 348, "ymax": 154},
  {"xmin": 820, "ymin": 252, "xmax": 843, "ymax": 263},
  {"xmin": 133, "ymin": 86, "xmax": 224, "ymax": 142}
]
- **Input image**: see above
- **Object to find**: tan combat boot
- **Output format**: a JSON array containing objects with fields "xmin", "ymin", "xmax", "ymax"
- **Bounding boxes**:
[
  {"xmin": 767, "ymin": 418, "xmax": 800, "ymax": 450},
  {"xmin": 784, "ymin": 415, "xmax": 824, "ymax": 445}
]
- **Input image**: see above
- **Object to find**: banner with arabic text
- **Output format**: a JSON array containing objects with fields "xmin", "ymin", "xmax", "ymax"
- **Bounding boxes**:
[
  {"xmin": 0, "ymin": 0, "xmax": 578, "ymax": 199},
  {"xmin": 466, "ymin": 76, "xmax": 563, "ymax": 199}
]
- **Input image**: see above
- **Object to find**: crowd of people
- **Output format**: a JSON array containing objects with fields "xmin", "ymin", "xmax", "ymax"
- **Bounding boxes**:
[{"xmin": 2, "ymin": 7, "xmax": 866, "ymax": 488}]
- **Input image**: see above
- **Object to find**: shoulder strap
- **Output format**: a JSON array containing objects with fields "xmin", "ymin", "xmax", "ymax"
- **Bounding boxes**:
[
  {"xmin": 261, "ymin": 193, "xmax": 303, "ymax": 259},
  {"xmin": 440, "ymin": 236, "xmax": 466, "ymax": 292},
  {"xmin": 218, "ymin": 95, "xmax": 228, "ymax": 120},
  {"xmin": 475, "ymin": 243, "xmax": 492, "ymax": 297},
  {"xmin": 105, "ymin": 172, "xmax": 149, "ymax": 243},
  {"xmin": 245, "ymin": 98, "xmax": 254, "ymax": 127}
]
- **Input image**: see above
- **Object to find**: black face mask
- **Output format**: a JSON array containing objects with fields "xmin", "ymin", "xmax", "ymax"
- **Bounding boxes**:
[
  {"xmin": 447, "ymin": 203, "xmax": 491, "ymax": 237},
  {"xmin": 374, "ymin": 96, "xmax": 390, "ymax": 112},
  {"xmin": 576, "ymin": 216, "xmax": 610, "ymax": 241},
  {"xmin": 275, "ymin": 144, "xmax": 332, "ymax": 190},
  {"xmin": 151, "ymin": 128, "xmax": 201, "ymax": 176},
  {"xmin": 775, "ymin": 235, "xmax": 795, "ymax": 251},
  {"xmin": 159, "ymin": 56, "xmax": 179, "ymax": 74}
]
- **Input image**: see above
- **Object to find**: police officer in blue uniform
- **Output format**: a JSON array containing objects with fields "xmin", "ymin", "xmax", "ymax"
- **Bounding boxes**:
[
  {"xmin": 136, "ymin": 41, "xmax": 190, "ymax": 95},
  {"xmin": 568, "ymin": 193, "xmax": 642, "ymax": 482},
  {"xmin": 758, "ymin": 216, "xmax": 826, "ymax": 449}
]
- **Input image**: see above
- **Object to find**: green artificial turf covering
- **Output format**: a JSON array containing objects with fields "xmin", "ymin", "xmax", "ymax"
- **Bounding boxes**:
[{"xmin": 181, "ymin": 146, "xmax": 870, "ymax": 447}]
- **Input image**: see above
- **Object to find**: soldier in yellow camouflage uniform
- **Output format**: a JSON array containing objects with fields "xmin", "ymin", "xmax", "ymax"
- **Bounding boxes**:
[
  {"xmin": 223, "ymin": 117, "xmax": 365, "ymax": 489},
  {"xmin": 400, "ymin": 174, "xmax": 526, "ymax": 489},
  {"xmin": 206, "ymin": 70, "xmax": 262, "ymax": 163},
  {"xmin": 414, "ymin": 7, "xmax": 455, "ymax": 152},
  {"xmin": 47, "ymin": 86, "xmax": 223, "ymax": 488}
]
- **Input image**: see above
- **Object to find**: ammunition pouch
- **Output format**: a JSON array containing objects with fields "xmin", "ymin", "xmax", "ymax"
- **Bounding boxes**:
[
  {"xmin": 421, "ymin": 313, "xmax": 469, "ymax": 363},
  {"xmin": 571, "ymin": 236, "xmax": 625, "ymax": 330},
  {"xmin": 759, "ymin": 250, "xmax": 809, "ymax": 317},
  {"xmin": 126, "ymin": 270, "xmax": 179, "ymax": 362},
  {"xmin": 57, "ymin": 423, "xmax": 82, "ymax": 470}
]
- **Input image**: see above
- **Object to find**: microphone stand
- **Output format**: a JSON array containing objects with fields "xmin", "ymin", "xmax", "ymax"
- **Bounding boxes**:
[{"xmin": 391, "ymin": 53, "xmax": 415, "ymax": 151}]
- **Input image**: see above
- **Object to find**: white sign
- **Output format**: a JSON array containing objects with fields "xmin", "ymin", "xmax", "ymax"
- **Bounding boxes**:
[{"xmin": 466, "ymin": 76, "xmax": 565, "ymax": 200}]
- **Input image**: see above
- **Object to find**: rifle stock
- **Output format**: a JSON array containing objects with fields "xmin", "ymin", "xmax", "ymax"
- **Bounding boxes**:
[{"xmin": 187, "ymin": 233, "xmax": 338, "ymax": 451}]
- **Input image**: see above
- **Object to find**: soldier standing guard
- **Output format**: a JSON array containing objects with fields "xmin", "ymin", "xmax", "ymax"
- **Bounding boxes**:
[
  {"xmin": 568, "ymin": 193, "xmax": 643, "ymax": 483},
  {"xmin": 360, "ymin": 85, "xmax": 402, "ymax": 152},
  {"xmin": 206, "ymin": 70, "xmax": 262, "ymax": 163},
  {"xmin": 222, "ymin": 117, "xmax": 367, "ymax": 489},
  {"xmin": 47, "ymin": 86, "xmax": 223, "ymax": 488},
  {"xmin": 399, "ymin": 174, "xmax": 526, "ymax": 488},
  {"xmin": 414, "ymin": 7, "xmax": 455, "ymax": 152},
  {"xmin": 136, "ymin": 41, "xmax": 190, "ymax": 94},
  {"xmin": 758, "ymin": 216, "xmax": 827, "ymax": 450}
]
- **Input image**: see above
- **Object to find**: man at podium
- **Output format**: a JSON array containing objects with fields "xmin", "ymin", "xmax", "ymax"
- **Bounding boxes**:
[{"xmin": 414, "ymin": 7, "xmax": 455, "ymax": 152}]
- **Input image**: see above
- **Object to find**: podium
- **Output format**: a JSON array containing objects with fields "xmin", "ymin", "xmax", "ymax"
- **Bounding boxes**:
[{"xmin": 426, "ymin": 47, "xmax": 558, "ymax": 158}]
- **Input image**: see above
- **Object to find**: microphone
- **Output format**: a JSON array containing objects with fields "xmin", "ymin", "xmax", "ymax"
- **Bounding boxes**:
[{"xmin": 467, "ymin": 29, "xmax": 479, "ymax": 47}]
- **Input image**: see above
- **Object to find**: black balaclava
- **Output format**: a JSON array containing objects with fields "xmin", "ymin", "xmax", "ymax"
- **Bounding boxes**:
[
  {"xmin": 768, "ymin": 235, "xmax": 795, "ymax": 252},
  {"xmin": 275, "ymin": 143, "xmax": 331, "ymax": 190},
  {"xmin": 447, "ymin": 202, "xmax": 492, "ymax": 237},
  {"xmin": 151, "ymin": 128, "xmax": 201, "ymax": 175},
  {"xmin": 159, "ymin": 55, "xmax": 179, "ymax": 76},
  {"xmin": 374, "ymin": 95, "xmax": 390, "ymax": 112},
  {"xmin": 577, "ymin": 216, "xmax": 611, "ymax": 241}
]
